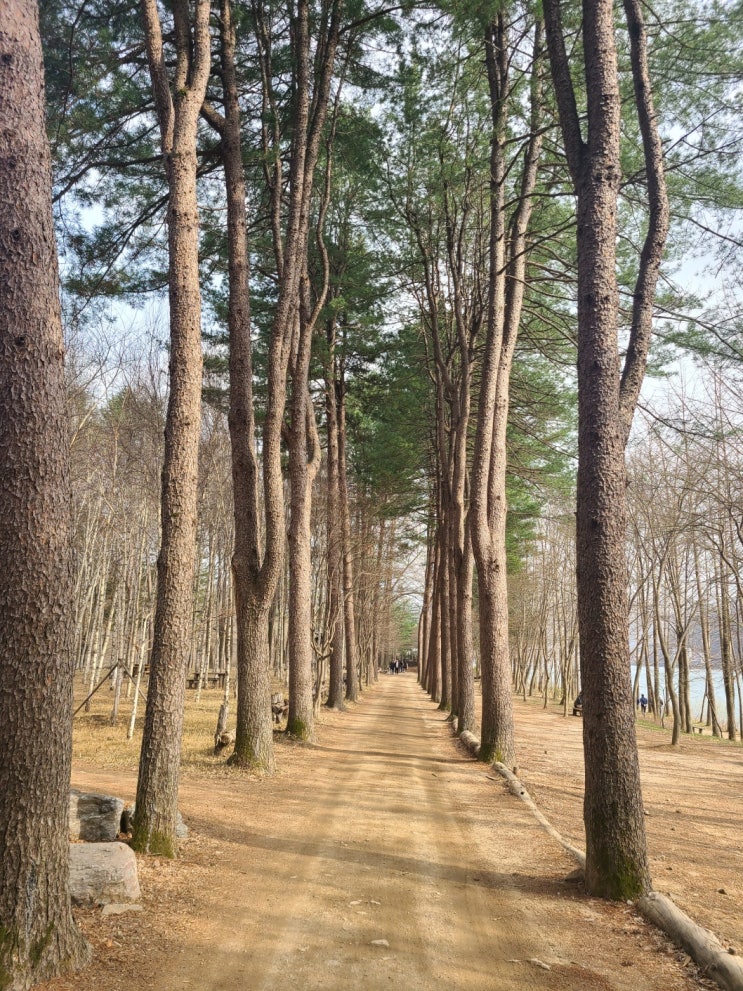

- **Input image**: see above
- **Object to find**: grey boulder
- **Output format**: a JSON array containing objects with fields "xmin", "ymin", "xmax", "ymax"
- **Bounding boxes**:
[
  {"xmin": 69, "ymin": 789, "xmax": 125, "ymax": 842},
  {"xmin": 69, "ymin": 841, "xmax": 141, "ymax": 906}
]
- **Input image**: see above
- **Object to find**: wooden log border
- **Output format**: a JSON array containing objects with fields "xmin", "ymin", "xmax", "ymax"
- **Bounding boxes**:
[{"xmin": 452, "ymin": 724, "xmax": 743, "ymax": 991}]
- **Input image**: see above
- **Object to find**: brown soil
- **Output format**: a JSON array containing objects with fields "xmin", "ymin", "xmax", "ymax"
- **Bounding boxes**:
[
  {"xmin": 39, "ymin": 676, "xmax": 739, "ymax": 991},
  {"xmin": 510, "ymin": 693, "xmax": 743, "ymax": 955}
]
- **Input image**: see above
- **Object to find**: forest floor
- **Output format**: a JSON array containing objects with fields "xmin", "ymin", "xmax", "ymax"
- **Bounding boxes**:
[{"xmin": 38, "ymin": 674, "xmax": 741, "ymax": 991}]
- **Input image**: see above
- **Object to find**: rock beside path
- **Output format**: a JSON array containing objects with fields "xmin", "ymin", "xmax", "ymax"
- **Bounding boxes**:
[
  {"xmin": 70, "ymin": 789, "xmax": 125, "ymax": 842},
  {"xmin": 69, "ymin": 841, "xmax": 141, "ymax": 906}
]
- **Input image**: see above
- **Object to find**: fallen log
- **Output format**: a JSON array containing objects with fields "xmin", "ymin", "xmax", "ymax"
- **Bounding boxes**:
[
  {"xmin": 638, "ymin": 892, "xmax": 743, "ymax": 991},
  {"xmin": 486, "ymin": 759, "xmax": 741, "ymax": 991},
  {"xmin": 459, "ymin": 730, "xmax": 481, "ymax": 758},
  {"xmin": 452, "ymin": 716, "xmax": 742, "ymax": 991},
  {"xmin": 491, "ymin": 762, "xmax": 586, "ymax": 868}
]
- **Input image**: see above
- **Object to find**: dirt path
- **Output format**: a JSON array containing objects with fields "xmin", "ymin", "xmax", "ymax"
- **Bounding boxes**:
[{"xmin": 44, "ymin": 676, "xmax": 714, "ymax": 991}]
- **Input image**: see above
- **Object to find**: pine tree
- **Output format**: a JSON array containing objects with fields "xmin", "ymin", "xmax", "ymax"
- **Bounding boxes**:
[{"xmin": 0, "ymin": 2, "xmax": 90, "ymax": 984}]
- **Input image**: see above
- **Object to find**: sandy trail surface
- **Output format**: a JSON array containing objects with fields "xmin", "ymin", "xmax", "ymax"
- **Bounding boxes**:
[{"xmin": 42, "ymin": 675, "xmax": 716, "ymax": 991}]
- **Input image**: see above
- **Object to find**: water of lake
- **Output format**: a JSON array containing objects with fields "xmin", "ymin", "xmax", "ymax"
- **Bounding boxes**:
[{"xmin": 630, "ymin": 663, "xmax": 737, "ymax": 719}]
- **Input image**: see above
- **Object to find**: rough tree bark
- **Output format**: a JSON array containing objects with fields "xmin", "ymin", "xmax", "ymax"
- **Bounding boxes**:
[
  {"xmin": 201, "ymin": 0, "xmax": 276, "ymax": 771},
  {"xmin": 0, "ymin": 2, "xmax": 90, "ymax": 984},
  {"xmin": 338, "ymin": 369, "xmax": 360, "ymax": 702},
  {"xmin": 325, "ymin": 315, "xmax": 346, "ymax": 709},
  {"xmin": 543, "ymin": 0, "xmax": 669, "ymax": 898},
  {"xmin": 287, "ymin": 302, "xmax": 322, "ymax": 739},
  {"xmin": 456, "ymin": 526, "xmax": 476, "ymax": 734},
  {"xmin": 133, "ymin": 0, "xmax": 212, "ymax": 855},
  {"xmin": 287, "ymin": 101, "xmax": 339, "ymax": 738},
  {"xmin": 470, "ymin": 14, "xmax": 543, "ymax": 765},
  {"xmin": 223, "ymin": 0, "xmax": 341, "ymax": 761}
]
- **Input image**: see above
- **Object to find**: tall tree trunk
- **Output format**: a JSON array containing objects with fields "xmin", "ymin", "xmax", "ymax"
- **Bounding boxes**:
[
  {"xmin": 544, "ymin": 0, "xmax": 668, "ymax": 898},
  {"xmin": 427, "ymin": 531, "xmax": 442, "ymax": 702},
  {"xmin": 338, "ymin": 377, "xmax": 359, "ymax": 702},
  {"xmin": 0, "ymin": 3, "xmax": 89, "ymax": 983},
  {"xmin": 693, "ymin": 539, "xmax": 721, "ymax": 736},
  {"xmin": 438, "ymin": 524, "xmax": 452, "ymax": 712},
  {"xmin": 325, "ymin": 319, "xmax": 345, "ymax": 709},
  {"xmin": 678, "ymin": 640, "xmax": 692, "ymax": 732},
  {"xmin": 715, "ymin": 553, "xmax": 737, "ymax": 740},
  {"xmin": 448, "ymin": 531, "xmax": 462, "ymax": 720},
  {"xmin": 470, "ymin": 14, "xmax": 543, "ymax": 765},
  {"xmin": 668, "ymin": 554, "xmax": 693, "ymax": 735},
  {"xmin": 226, "ymin": 0, "xmax": 342, "ymax": 759},
  {"xmin": 287, "ymin": 89, "xmax": 336, "ymax": 733},
  {"xmin": 196, "ymin": 535, "xmax": 216, "ymax": 702},
  {"xmin": 652, "ymin": 567, "xmax": 681, "ymax": 745},
  {"xmin": 456, "ymin": 528, "xmax": 476, "ymax": 734},
  {"xmin": 287, "ymin": 345, "xmax": 322, "ymax": 738},
  {"xmin": 418, "ymin": 524, "xmax": 435, "ymax": 686},
  {"xmin": 436, "ymin": 544, "xmax": 450, "ymax": 703},
  {"xmin": 208, "ymin": 0, "xmax": 274, "ymax": 770},
  {"xmin": 372, "ymin": 516, "xmax": 388, "ymax": 684},
  {"xmin": 133, "ymin": 0, "xmax": 212, "ymax": 855}
]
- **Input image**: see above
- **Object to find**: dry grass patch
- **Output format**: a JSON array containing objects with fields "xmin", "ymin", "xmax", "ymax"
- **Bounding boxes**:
[{"xmin": 72, "ymin": 675, "xmax": 244, "ymax": 774}]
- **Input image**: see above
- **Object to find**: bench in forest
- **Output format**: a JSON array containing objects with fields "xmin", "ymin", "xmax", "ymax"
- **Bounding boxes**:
[{"xmin": 187, "ymin": 672, "xmax": 227, "ymax": 690}]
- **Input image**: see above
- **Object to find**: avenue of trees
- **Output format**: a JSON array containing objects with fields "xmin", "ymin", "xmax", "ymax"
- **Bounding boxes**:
[{"xmin": 1, "ymin": 0, "xmax": 742, "ymax": 985}]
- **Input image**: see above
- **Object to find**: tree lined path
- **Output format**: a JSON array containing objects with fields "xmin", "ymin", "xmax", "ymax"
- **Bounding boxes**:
[
  {"xmin": 3, "ymin": 2, "xmax": 742, "ymax": 987},
  {"xmin": 52, "ymin": 678, "xmax": 707, "ymax": 991}
]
